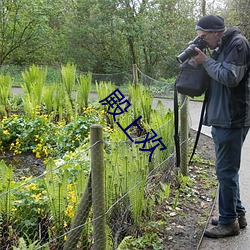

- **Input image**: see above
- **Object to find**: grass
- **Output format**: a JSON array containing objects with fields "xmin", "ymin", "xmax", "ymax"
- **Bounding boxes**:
[{"xmin": 1, "ymin": 65, "xmax": 180, "ymax": 99}]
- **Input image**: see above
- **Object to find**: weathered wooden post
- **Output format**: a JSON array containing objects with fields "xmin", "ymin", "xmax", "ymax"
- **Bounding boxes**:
[
  {"xmin": 91, "ymin": 124, "xmax": 106, "ymax": 250},
  {"xmin": 63, "ymin": 175, "xmax": 92, "ymax": 250},
  {"xmin": 133, "ymin": 64, "xmax": 138, "ymax": 86}
]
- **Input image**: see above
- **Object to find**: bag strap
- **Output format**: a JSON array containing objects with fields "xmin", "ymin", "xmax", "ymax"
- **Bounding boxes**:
[
  {"xmin": 174, "ymin": 80, "xmax": 180, "ymax": 168},
  {"xmin": 189, "ymin": 91, "xmax": 208, "ymax": 164}
]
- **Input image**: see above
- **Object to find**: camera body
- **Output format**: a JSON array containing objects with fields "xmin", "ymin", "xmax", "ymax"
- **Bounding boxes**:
[{"xmin": 176, "ymin": 36, "xmax": 208, "ymax": 63}]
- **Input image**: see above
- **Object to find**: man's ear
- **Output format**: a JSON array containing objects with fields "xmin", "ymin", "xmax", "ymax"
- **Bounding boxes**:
[{"xmin": 216, "ymin": 31, "xmax": 224, "ymax": 38}]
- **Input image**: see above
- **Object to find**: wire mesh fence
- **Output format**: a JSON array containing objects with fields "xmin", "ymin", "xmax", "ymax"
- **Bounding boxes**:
[
  {"xmin": 0, "ymin": 125, "xmax": 177, "ymax": 249},
  {"xmin": 0, "ymin": 64, "xmax": 175, "ymax": 97},
  {"xmin": 0, "ymin": 65, "xmax": 190, "ymax": 249}
]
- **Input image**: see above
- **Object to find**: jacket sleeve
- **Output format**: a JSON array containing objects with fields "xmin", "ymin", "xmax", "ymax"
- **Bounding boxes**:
[{"xmin": 203, "ymin": 37, "xmax": 250, "ymax": 88}]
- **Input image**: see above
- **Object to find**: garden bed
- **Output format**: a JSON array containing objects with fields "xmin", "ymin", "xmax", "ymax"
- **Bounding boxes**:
[
  {"xmin": 0, "ymin": 128, "xmax": 217, "ymax": 250},
  {"xmin": 0, "ymin": 68, "xmax": 217, "ymax": 249}
]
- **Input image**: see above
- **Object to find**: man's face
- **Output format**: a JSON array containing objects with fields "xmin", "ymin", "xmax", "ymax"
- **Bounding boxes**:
[{"xmin": 196, "ymin": 30, "xmax": 222, "ymax": 49}]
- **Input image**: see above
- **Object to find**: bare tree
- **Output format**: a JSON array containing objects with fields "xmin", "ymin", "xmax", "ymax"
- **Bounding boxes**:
[{"xmin": 0, "ymin": 0, "xmax": 48, "ymax": 65}]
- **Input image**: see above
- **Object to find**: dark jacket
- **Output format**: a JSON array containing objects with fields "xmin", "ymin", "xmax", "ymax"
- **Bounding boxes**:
[{"xmin": 203, "ymin": 26, "xmax": 250, "ymax": 128}]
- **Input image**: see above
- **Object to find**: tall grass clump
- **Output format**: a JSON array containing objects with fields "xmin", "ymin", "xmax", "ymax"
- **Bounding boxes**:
[
  {"xmin": 102, "ymin": 82, "xmax": 175, "ymax": 246},
  {"xmin": 60, "ymin": 63, "xmax": 76, "ymax": 103},
  {"xmin": 0, "ymin": 161, "xmax": 14, "ymax": 222},
  {"xmin": 105, "ymin": 141, "xmax": 149, "ymax": 233},
  {"xmin": 53, "ymin": 85, "xmax": 73, "ymax": 122},
  {"xmin": 50, "ymin": 63, "xmax": 77, "ymax": 122},
  {"xmin": 96, "ymin": 81, "xmax": 116, "ymax": 127},
  {"xmin": 21, "ymin": 65, "xmax": 47, "ymax": 118},
  {"xmin": 76, "ymin": 72, "xmax": 92, "ymax": 112},
  {"xmin": 148, "ymin": 100, "xmax": 175, "ymax": 161},
  {"xmin": 128, "ymin": 83, "xmax": 152, "ymax": 124},
  {"xmin": 0, "ymin": 73, "xmax": 12, "ymax": 117},
  {"xmin": 43, "ymin": 84, "xmax": 56, "ymax": 114}
]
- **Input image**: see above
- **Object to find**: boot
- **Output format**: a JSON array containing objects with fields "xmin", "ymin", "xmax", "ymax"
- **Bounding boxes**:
[
  {"xmin": 204, "ymin": 222, "xmax": 240, "ymax": 238},
  {"xmin": 211, "ymin": 214, "xmax": 247, "ymax": 229}
]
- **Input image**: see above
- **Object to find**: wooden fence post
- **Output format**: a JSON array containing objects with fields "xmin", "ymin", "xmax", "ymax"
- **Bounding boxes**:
[
  {"xmin": 63, "ymin": 175, "xmax": 92, "ymax": 250},
  {"xmin": 91, "ymin": 124, "xmax": 106, "ymax": 250},
  {"xmin": 133, "ymin": 64, "xmax": 138, "ymax": 86}
]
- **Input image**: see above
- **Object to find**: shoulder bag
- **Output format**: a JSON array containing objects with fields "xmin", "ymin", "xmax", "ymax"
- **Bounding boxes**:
[{"xmin": 175, "ymin": 58, "xmax": 209, "ymax": 97}]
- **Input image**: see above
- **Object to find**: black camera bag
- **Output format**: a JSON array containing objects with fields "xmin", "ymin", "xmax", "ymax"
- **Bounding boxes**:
[{"xmin": 175, "ymin": 58, "xmax": 209, "ymax": 97}]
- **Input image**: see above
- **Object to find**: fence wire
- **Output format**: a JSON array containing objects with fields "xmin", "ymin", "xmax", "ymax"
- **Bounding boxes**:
[
  {"xmin": 0, "ymin": 67, "xmax": 191, "ymax": 249},
  {"xmin": 0, "ymin": 125, "xmax": 176, "ymax": 249},
  {"xmin": 0, "ymin": 64, "xmax": 174, "ymax": 97}
]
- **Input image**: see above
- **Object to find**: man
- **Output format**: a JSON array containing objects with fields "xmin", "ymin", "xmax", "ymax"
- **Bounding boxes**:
[{"xmin": 192, "ymin": 15, "xmax": 250, "ymax": 238}]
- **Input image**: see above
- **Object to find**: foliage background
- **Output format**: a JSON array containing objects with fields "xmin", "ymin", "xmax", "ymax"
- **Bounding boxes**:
[
  {"xmin": 0, "ymin": 0, "xmax": 248, "ymax": 81},
  {"xmin": 0, "ymin": 0, "xmax": 245, "ymax": 248}
]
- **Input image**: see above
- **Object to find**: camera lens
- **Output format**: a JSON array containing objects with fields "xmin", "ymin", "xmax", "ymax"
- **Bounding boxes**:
[{"xmin": 176, "ymin": 44, "xmax": 198, "ymax": 63}]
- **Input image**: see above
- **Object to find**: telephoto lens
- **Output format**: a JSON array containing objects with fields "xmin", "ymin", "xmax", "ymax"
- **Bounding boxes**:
[{"xmin": 176, "ymin": 36, "xmax": 208, "ymax": 63}]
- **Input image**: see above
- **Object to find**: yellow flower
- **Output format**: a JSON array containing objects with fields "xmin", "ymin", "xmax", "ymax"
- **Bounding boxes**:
[
  {"xmin": 14, "ymin": 149, "xmax": 22, "ymax": 155},
  {"xmin": 71, "ymin": 195, "xmax": 76, "ymax": 204},
  {"xmin": 43, "ymin": 147, "xmax": 49, "ymax": 157},
  {"xmin": 32, "ymin": 193, "xmax": 42, "ymax": 201},
  {"xmin": 21, "ymin": 176, "xmax": 32, "ymax": 181},
  {"xmin": 65, "ymin": 205, "xmax": 74, "ymax": 218},
  {"xmin": 3, "ymin": 130, "xmax": 9, "ymax": 135},
  {"xmin": 26, "ymin": 183, "xmax": 37, "ymax": 191},
  {"xmin": 36, "ymin": 152, "xmax": 41, "ymax": 159},
  {"xmin": 12, "ymin": 207, "xmax": 17, "ymax": 212}
]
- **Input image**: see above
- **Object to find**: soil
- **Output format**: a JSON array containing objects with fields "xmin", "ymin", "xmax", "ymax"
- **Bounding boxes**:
[
  {"xmin": 0, "ymin": 152, "xmax": 45, "ymax": 180},
  {"xmin": 158, "ymin": 130, "xmax": 217, "ymax": 250}
]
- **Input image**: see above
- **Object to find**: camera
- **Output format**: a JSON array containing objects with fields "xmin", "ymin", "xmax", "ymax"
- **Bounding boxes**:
[{"xmin": 176, "ymin": 36, "xmax": 208, "ymax": 64}]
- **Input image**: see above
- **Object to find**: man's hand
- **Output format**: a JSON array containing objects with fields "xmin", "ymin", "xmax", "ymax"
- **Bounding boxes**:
[{"xmin": 192, "ymin": 47, "xmax": 207, "ymax": 64}]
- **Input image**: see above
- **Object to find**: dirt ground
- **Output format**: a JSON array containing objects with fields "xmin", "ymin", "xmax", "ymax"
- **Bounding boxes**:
[{"xmin": 158, "ymin": 130, "xmax": 217, "ymax": 250}]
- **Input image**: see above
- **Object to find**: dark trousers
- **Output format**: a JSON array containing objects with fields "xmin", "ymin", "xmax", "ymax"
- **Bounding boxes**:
[{"xmin": 211, "ymin": 126, "xmax": 249, "ymax": 225}]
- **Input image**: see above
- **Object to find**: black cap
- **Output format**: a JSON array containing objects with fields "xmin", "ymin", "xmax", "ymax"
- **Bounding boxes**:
[{"xmin": 195, "ymin": 15, "xmax": 225, "ymax": 32}]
